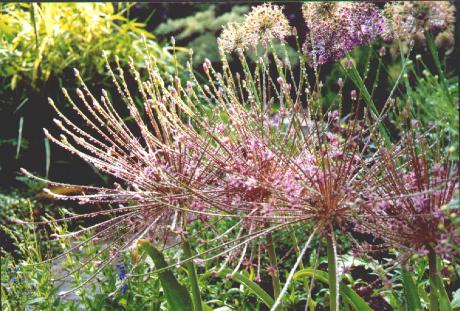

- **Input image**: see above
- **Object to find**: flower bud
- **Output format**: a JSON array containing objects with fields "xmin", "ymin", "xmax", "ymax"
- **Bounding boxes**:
[
  {"xmin": 202, "ymin": 62, "xmax": 209, "ymax": 74},
  {"xmin": 337, "ymin": 78, "xmax": 343, "ymax": 88},
  {"xmin": 346, "ymin": 59, "xmax": 354, "ymax": 69},
  {"xmin": 350, "ymin": 90, "xmax": 357, "ymax": 100}
]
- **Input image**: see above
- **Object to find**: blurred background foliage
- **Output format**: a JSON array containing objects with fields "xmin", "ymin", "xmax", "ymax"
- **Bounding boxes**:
[
  {"xmin": 0, "ymin": 3, "xmax": 179, "ymax": 192},
  {"xmin": 0, "ymin": 3, "xmax": 175, "ymax": 93},
  {"xmin": 156, "ymin": 5, "xmax": 249, "ymax": 64}
]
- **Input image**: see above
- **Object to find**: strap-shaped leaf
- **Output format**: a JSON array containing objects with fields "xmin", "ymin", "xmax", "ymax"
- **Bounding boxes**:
[
  {"xmin": 401, "ymin": 266, "xmax": 423, "ymax": 311},
  {"xmin": 294, "ymin": 269, "xmax": 373, "ymax": 311},
  {"xmin": 138, "ymin": 240, "xmax": 193, "ymax": 311},
  {"xmin": 202, "ymin": 268, "xmax": 275, "ymax": 308}
]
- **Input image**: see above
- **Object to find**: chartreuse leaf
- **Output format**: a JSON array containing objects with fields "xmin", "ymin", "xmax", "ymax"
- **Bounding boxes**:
[
  {"xmin": 137, "ymin": 240, "xmax": 193, "ymax": 311},
  {"xmin": 294, "ymin": 269, "xmax": 373, "ymax": 311},
  {"xmin": 202, "ymin": 268, "xmax": 275, "ymax": 308},
  {"xmin": 401, "ymin": 265, "xmax": 423, "ymax": 311}
]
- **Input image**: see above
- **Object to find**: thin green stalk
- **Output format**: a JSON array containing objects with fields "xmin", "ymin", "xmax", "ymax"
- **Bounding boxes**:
[
  {"xmin": 428, "ymin": 247, "xmax": 439, "ymax": 311},
  {"xmin": 266, "ymin": 232, "xmax": 281, "ymax": 299},
  {"xmin": 342, "ymin": 55, "xmax": 391, "ymax": 145},
  {"xmin": 326, "ymin": 231, "xmax": 339, "ymax": 311},
  {"xmin": 289, "ymin": 228, "xmax": 304, "ymax": 271},
  {"xmin": 182, "ymin": 239, "xmax": 203, "ymax": 311},
  {"xmin": 427, "ymin": 246, "xmax": 451, "ymax": 311},
  {"xmin": 425, "ymin": 32, "xmax": 452, "ymax": 103},
  {"xmin": 289, "ymin": 227, "xmax": 310, "ymax": 291}
]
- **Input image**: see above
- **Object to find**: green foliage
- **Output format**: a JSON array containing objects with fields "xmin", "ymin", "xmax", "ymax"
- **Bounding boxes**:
[
  {"xmin": 405, "ymin": 56, "xmax": 459, "ymax": 159},
  {"xmin": 138, "ymin": 240, "xmax": 194, "ymax": 311},
  {"xmin": 203, "ymin": 268, "xmax": 275, "ymax": 309},
  {"xmin": 1, "ymin": 209, "xmax": 164, "ymax": 310},
  {"xmin": 1, "ymin": 212, "xmax": 60, "ymax": 310},
  {"xmin": 0, "ymin": 193, "xmax": 34, "ymax": 227},
  {"xmin": 401, "ymin": 265, "xmax": 423, "ymax": 311},
  {"xmin": 0, "ymin": 3, "xmax": 175, "ymax": 94},
  {"xmin": 156, "ymin": 5, "xmax": 249, "ymax": 63},
  {"xmin": 452, "ymin": 289, "xmax": 460, "ymax": 310},
  {"xmin": 294, "ymin": 269, "xmax": 373, "ymax": 311}
]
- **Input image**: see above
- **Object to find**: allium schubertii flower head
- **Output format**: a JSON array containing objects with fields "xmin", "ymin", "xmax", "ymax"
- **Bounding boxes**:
[{"xmin": 361, "ymin": 133, "xmax": 459, "ymax": 260}]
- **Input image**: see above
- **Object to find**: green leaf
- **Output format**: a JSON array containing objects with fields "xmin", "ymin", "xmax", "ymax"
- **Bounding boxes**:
[
  {"xmin": 435, "ymin": 273, "xmax": 452, "ymax": 311},
  {"xmin": 401, "ymin": 266, "xmax": 423, "ymax": 311},
  {"xmin": 203, "ymin": 268, "xmax": 275, "ymax": 308},
  {"xmin": 451, "ymin": 289, "xmax": 460, "ymax": 309},
  {"xmin": 203, "ymin": 303, "xmax": 214, "ymax": 311},
  {"xmin": 294, "ymin": 269, "xmax": 373, "ymax": 311},
  {"xmin": 138, "ymin": 240, "xmax": 193, "ymax": 311}
]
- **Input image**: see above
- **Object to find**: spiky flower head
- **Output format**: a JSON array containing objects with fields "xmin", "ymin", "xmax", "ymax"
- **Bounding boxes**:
[
  {"xmin": 20, "ymin": 58, "xmax": 227, "ymax": 294},
  {"xmin": 360, "ymin": 134, "xmax": 459, "ymax": 259},
  {"xmin": 302, "ymin": 2, "xmax": 384, "ymax": 64},
  {"xmin": 218, "ymin": 3, "xmax": 291, "ymax": 54},
  {"xmin": 218, "ymin": 22, "xmax": 250, "ymax": 54},
  {"xmin": 244, "ymin": 3, "xmax": 291, "ymax": 48}
]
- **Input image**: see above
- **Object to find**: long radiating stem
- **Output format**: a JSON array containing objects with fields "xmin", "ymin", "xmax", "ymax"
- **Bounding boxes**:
[
  {"xmin": 428, "ymin": 246, "xmax": 439, "ymax": 311},
  {"xmin": 266, "ymin": 232, "xmax": 281, "ymax": 300},
  {"xmin": 182, "ymin": 238, "xmax": 204, "ymax": 311},
  {"xmin": 326, "ymin": 230, "xmax": 338, "ymax": 311}
]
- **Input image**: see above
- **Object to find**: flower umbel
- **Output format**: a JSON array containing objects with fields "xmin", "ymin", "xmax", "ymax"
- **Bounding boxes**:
[
  {"xmin": 302, "ymin": 2, "xmax": 384, "ymax": 64},
  {"xmin": 218, "ymin": 3, "xmax": 291, "ymax": 53}
]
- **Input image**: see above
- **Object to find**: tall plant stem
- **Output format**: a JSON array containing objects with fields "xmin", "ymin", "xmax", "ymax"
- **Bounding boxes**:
[
  {"xmin": 326, "ymin": 230, "xmax": 339, "ymax": 311},
  {"xmin": 428, "ymin": 246, "xmax": 439, "ymax": 311},
  {"xmin": 289, "ymin": 227, "xmax": 310, "ymax": 290},
  {"xmin": 266, "ymin": 232, "xmax": 281, "ymax": 299},
  {"xmin": 182, "ymin": 238, "xmax": 204, "ymax": 311}
]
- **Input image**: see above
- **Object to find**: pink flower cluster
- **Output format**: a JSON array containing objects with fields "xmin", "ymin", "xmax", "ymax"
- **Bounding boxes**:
[
  {"xmin": 302, "ymin": 2, "xmax": 385, "ymax": 64},
  {"xmin": 360, "ymin": 137, "xmax": 459, "ymax": 259}
]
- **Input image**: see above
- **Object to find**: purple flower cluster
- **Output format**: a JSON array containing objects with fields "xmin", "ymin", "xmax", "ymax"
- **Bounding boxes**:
[
  {"xmin": 116, "ymin": 263, "xmax": 128, "ymax": 294},
  {"xmin": 302, "ymin": 2, "xmax": 385, "ymax": 65}
]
